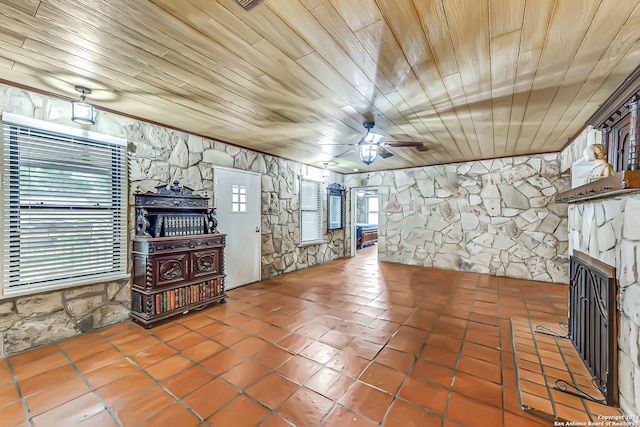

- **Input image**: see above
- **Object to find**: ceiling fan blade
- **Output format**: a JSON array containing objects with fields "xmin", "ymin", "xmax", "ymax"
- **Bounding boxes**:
[
  {"xmin": 378, "ymin": 147, "xmax": 394, "ymax": 159},
  {"xmin": 321, "ymin": 143, "xmax": 357, "ymax": 146},
  {"xmin": 334, "ymin": 148, "xmax": 358, "ymax": 158},
  {"xmin": 383, "ymin": 141, "xmax": 424, "ymax": 148}
]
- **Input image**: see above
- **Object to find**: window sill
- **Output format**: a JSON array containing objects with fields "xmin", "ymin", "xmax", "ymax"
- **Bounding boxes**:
[{"xmin": 298, "ymin": 239, "xmax": 327, "ymax": 247}]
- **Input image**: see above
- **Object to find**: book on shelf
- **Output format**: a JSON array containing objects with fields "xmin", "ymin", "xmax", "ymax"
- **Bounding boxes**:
[
  {"xmin": 178, "ymin": 216, "xmax": 185, "ymax": 236},
  {"xmin": 154, "ymin": 214, "xmax": 209, "ymax": 237},
  {"xmin": 146, "ymin": 279, "xmax": 223, "ymax": 315}
]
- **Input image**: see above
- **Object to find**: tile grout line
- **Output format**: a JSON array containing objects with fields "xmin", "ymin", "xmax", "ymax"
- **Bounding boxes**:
[
  {"xmin": 1, "ymin": 255, "xmax": 572, "ymax": 427},
  {"xmin": 100, "ymin": 322, "xmax": 289, "ymax": 425},
  {"xmin": 519, "ymin": 287, "xmax": 559, "ymax": 422},
  {"xmin": 538, "ymin": 277, "xmax": 599, "ymax": 421},
  {"xmin": 96, "ymin": 328, "xmax": 218, "ymax": 425},
  {"xmin": 498, "ymin": 276, "xmax": 507, "ymax": 427},
  {"xmin": 549, "ymin": 325, "xmax": 597, "ymax": 422},
  {"xmin": 315, "ymin": 269, "xmax": 448, "ymax": 426},
  {"xmin": 127, "ymin": 307, "xmax": 364, "ymax": 426},
  {"xmin": 54, "ymin": 343, "xmax": 125, "ymax": 427},
  {"xmin": 375, "ymin": 272, "xmax": 443, "ymax": 427},
  {"xmin": 432, "ymin": 272, "xmax": 478, "ymax": 427},
  {"xmin": 497, "ymin": 278, "xmax": 533, "ymax": 426},
  {"xmin": 509, "ymin": 317, "xmax": 526, "ymax": 425},
  {"xmin": 155, "ymin": 306, "xmax": 343, "ymax": 426},
  {"xmin": 313, "ymin": 308, "xmax": 405, "ymax": 425},
  {"xmin": 3, "ymin": 358, "xmax": 35, "ymax": 427}
]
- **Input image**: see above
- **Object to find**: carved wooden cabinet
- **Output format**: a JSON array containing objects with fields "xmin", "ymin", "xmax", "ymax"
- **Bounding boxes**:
[{"xmin": 131, "ymin": 181, "xmax": 226, "ymax": 327}]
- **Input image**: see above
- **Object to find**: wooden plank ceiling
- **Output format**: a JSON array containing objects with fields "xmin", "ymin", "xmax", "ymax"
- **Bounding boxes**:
[{"xmin": 0, "ymin": 0, "xmax": 639, "ymax": 173}]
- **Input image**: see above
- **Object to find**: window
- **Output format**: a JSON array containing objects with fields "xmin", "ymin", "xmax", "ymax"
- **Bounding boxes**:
[
  {"xmin": 300, "ymin": 178, "xmax": 322, "ymax": 243},
  {"xmin": 1, "ymin": 113, "xmax": 128, "ymax": 296},
  {"xmin": 367, "ymin": 195, "xmax": 379, "ymax": 224},
  {"xmin": 231, "ymin": 184, "xmax": 247, "ymax": 213}
]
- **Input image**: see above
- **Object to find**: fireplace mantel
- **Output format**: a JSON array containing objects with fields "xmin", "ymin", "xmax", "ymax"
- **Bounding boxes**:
[{"xmin": 556, "ymin": 170, "xmax": 640, "ymax": 203}]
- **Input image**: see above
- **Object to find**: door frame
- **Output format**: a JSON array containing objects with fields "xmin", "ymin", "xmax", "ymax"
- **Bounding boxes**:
[
  {"xmin": 212, "ymin": 166, "xmax": 262, "ymax": 287},
  {"xmin": 350, "ymin": 187, "xmax": 379, "ymax": 256}
]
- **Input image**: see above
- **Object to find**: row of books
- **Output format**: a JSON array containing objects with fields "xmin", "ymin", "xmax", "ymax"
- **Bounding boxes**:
[
  {"xmin": 155, "ymin": 214, "xmax": 205, "ymax": 237},
  {"xmin": 132, "ymin": 279, "xmax": 223, "ymax": 315}
]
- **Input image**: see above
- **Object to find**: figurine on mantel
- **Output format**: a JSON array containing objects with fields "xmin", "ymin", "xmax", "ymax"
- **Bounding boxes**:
[{"xmin": 584, "ymin": 144, "xmax": 614, "ymax": 183}]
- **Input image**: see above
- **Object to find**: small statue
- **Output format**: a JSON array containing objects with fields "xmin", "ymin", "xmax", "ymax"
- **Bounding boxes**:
[
  {"xmin": 584, "ymin": 144, "xmax": 614, "ymax": 183},
  {"xmin": 135, "ymin": 207, "xmax": 151, "ymax": 236}
]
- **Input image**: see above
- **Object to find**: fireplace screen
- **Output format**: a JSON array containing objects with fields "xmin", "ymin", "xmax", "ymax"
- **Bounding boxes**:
[{"xmin": 569, "ymin": 251, "xmax": 618, "ymax": 406}]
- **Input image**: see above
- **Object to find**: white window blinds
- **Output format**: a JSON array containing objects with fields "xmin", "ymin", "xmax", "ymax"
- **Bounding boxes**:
[
  {"xmin": 1, "ymin": 113, "xmax": 128, "ymax": 296},
  {"xmin": 300, "ymin": 178, "xmax": 322, "ymax": 243}
]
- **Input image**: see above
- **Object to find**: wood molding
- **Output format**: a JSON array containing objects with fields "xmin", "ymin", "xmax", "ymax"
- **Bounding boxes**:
[{"xmin": 587, "ymin": 65, "xmax": 640, "ymax": 127}]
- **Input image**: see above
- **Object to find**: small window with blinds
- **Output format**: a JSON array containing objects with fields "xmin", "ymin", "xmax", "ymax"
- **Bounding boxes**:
[
  {"xmin": 300, "ymin": 178, "xmax": 323, "ymax": 244},
  {"xmin": 1, "ymin": 113, "xmax": 128, "ymax": 296}
]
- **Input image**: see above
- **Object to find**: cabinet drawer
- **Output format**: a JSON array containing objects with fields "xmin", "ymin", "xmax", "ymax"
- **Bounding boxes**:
[
  {"xmin": 134, "ymin": 234, "xmax": 226, "ymax": 255},
  {"xmin": 152, "ymin": 253, "xmax": 189, "ymax": 287},
  {"xmin": 191, "ymin": 248, "xmax": 221, "ymax": 279}
]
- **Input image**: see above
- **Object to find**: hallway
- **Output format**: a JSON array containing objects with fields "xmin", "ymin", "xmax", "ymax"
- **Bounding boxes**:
[{"xmin": 0, "ymin": 248, "xmax": 565, "ymax": 426}]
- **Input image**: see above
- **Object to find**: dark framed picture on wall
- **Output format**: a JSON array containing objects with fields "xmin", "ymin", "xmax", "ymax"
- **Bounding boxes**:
[{"xmin": 327, "ymin": 183, "xmax": 345, "ymax": 232}]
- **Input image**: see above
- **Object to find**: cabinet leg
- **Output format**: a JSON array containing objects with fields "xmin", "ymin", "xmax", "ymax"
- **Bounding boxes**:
[{"xmin": 220, "ymin": 298, "xmax": 227, "ymax": 304}]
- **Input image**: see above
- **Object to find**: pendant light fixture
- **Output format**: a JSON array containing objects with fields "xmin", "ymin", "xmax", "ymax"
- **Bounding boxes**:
[
  {"xmin": 71, "ymin": 86, "xmax": 95, "ymax": 125},
  {"xmin": 322, "ymin": 163, "xmax": 330, "ymax": 178},
  {"xmin": 359, "ymin": 144, "xmax": 378, "ymax": 165},
  {"xmin": 358, "ymin": 132, "xmax": 383, "ymax": 165}
]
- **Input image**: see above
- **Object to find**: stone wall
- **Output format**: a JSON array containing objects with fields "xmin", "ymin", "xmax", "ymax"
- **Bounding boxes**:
[
  {"xmin": 355, "ymin": 191, "xmax": 367, "ymax": 224},
  {"xmin": 0, "ymin": 280, "xmax": 130, "ymax": 355},
  {"xmin": 126, "ymin": 120, "xmax": 347, "ymax": 279},
  {"xmin": 569, "ymin": 197, "xmax": 640, "ymax": 416},
  {"xmin": 0, "ymin": 83, "xmax": 347, "ymax": 356},
  {"xmin": 346, "ymin": 153, "xmax": 570, "ymax": 283}
]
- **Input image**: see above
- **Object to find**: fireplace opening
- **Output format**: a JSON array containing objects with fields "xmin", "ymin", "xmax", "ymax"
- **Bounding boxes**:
[{"xmin": 568, "ymin": 250, "xmax": 618, "ymax": 406}]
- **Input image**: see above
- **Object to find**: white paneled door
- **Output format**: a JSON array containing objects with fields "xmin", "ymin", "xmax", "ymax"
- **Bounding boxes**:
[{"xmin": 213, "ymin": 167, "xmax": 261, "ymax": 289}]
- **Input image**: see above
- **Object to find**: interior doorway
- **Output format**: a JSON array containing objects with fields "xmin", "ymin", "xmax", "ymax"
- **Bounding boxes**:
[
  {"xmin": 213, "ymin": 167, "xmax": 261, "ymax": 289},
  {"xmin": 351, "ymin": 188, "xmax": 379, "ymax": 257}
]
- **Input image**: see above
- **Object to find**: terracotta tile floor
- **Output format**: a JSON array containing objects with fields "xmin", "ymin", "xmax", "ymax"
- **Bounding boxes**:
[{"xmin": 0, "ymin": 246, "xmax": 570, "ymax": 427}]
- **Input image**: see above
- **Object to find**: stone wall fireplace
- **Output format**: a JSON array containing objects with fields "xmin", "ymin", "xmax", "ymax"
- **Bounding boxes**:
[
  {"xmin": 568, "ymin": 196, "xmax": 640, "ymax": 415},
  {"xmin": 560, "ymin": 65, "xmax": 640, "ymax": 416}
]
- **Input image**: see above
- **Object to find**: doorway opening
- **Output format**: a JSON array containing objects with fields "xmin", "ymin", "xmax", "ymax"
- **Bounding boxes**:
[{"xmin": 352, "ymin": 188, "xmax": 378, "ymax": 257}]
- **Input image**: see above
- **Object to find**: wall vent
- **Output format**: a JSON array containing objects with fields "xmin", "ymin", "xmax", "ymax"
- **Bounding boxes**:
[{"xmin": 234, "ymin": 0, "xmax": 265, "ymax": 10}]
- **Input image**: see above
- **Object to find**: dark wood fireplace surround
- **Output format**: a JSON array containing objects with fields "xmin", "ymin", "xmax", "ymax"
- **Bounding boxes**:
[{"xmin": 557, "ymin": 65, "xmax": 640, "ymax": 204}]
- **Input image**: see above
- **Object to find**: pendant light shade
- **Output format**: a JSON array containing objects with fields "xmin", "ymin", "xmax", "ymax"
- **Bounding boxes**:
[
  {"xmin": 71, "ymin": 86, "xmax": 95, "ymax": 125},
  {"xmin": 359, "ymin": 144, "xmax": 378, "ymax": 165},
  {"xmin": 357, "ymin": 131, "xmax": 383, "ymax": 165}
]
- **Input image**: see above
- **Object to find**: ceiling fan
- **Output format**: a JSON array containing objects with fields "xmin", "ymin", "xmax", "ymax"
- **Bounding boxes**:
[{"xmin": 332, "ymin": 122, "xmax": 425, "ymax": 165}]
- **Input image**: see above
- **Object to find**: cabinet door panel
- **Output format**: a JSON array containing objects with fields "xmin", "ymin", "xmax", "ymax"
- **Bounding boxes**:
[
  {"xmin": 191, "ymin": 249, "xmax": 221, "ymax": 279},
  {"xmin": 152, "ymin": 253, "xmax": 189, "ymax": 287}
]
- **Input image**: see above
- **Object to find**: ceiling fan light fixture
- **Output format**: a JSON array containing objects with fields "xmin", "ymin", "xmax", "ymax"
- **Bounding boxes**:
[
  {"xmin": 364, "ymin": 132, "xmax": 383, "ymax": 144},
  {"xmin": 71, "ymin": 86, "xmax": 95, "ymax": 125},
  {"xmin": 359, "ymin": 144, "xmax": 378, "ymax": 165}
]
